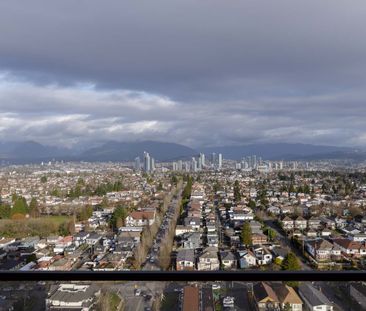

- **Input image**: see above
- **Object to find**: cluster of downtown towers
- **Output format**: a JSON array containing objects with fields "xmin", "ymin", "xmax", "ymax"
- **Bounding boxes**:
[{"xmin": 134, "ymin": 152, "xmax": 223, "ymax": 172}]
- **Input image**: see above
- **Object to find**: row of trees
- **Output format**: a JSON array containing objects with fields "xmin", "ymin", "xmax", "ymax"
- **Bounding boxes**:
[
  {"xmin": 67, "ymin": 180, "xmax": 124, "ymax": 198},
  {"xmin": 180, "ymin": 175, "xmax": 193, "ymax": 214},
  {"xmin": 132, "ymin": 179, "xmax": 184, "ymax": 269},
  {"xmin": 0, "ymin": 196, "xmax": 40, "ymax": 220}
]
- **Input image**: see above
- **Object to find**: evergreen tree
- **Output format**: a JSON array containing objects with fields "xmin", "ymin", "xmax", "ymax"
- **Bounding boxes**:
[
  {"xmin": 281, "ymin": 252, "xmax": 301, "ymax": 287},
  {"xmin": 0, "ymin": 203, "xmax": 11, "ymax": 219},
  {"xmin": 11, "ymin": 196, "xmax": 29, "ymax": 216},
  {"xmin": 266, "ymin": 228, "xmax": 277, "ymax": 241},
  {"xmin": 110, "ymin": 205, "xmax": 127, "ymax": 229},
  {"xmin": 29, "ymin": 197, "xmax": 40, "ymax": 218},
  {"xmin": 241, "ymin": 221, "xmax": 252, "ymax": 246},
  {"xmin": 248, "ymin": 199, "xmax": 256, "ymax": 209},
  {"xmin": 58, "ymin": 222, "xmax": 70, "ymax": 236},
  {"xmin": 234, "ymin": 180, "xmax": 241, "ymax": 202},
  {"xmin": 281, "ymin": 252, "xmax": 301, "ymax": 270}
]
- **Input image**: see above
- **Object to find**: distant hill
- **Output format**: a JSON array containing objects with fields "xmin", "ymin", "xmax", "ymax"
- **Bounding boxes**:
[
  {"xmin": 79, "ymin": 140, "xmax": 197, "ymax": 162},
  {"xmin": 201, "ymin": 143, "xmax": 361, "ymax": 160},
  {"xmin": 0, "ymin": 141, "xmax": 69, "ymax": 160}
]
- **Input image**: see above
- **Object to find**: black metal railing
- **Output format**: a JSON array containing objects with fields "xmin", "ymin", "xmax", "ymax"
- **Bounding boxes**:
[{"xmin": 1, "ymin": 270, "xmax": 366, "ymax": 282}]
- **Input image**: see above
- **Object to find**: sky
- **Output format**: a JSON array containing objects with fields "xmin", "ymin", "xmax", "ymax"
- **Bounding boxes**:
[{"xmin": 0, "ymin": 0, "xmax": 366, "ymax": 148}]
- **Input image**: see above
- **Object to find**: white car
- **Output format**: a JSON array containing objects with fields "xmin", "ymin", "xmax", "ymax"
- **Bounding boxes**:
[
  {"xmin": 223, "ymin": 296, "xmax": 235, "ymax": 308},
  {"xmin": 212, "ymin": 283, "xmax": 221, "ymax": 290}
]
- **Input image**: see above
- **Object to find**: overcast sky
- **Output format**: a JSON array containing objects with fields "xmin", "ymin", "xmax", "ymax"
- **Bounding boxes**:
[{"xmin": 0, "ymin": 0, "xmax": 366, "ymax": 148}]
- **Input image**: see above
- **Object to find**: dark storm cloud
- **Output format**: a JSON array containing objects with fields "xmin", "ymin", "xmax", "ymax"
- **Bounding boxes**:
[{"xmin": 0, "ymin": 0, "xmax": 366, "ymax": 147}]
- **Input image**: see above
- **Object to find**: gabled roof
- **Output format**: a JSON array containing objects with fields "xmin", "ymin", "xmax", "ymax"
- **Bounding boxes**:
[
  {"xmin": 200, "ymin": 247, "xmax": 218, "ymax": 259},
  {"xmin": 333, "ymin": 238, "xmax": 364, "ymax": 250},
  {"xmin": 272, "ymin": 283, "xmax": 302, "ymax": 305},
  {"xmin": 298, "ymin": 283, "xmax": 332, "ymax": 306},
  {"xmin": 253, "ymin": 282, "xmax": 279, "ymax": 303},
  {"xmin": 220, "ymin": 251, "xmax": 236, "ymax": 261},
  {"xmin": 307, "ymin": 239, "xmax": 333, "ymax": 250},
  {"xmin": 282, "ymin": 216, "xmax": 293, "ymax": 222},
  {"xmin": 295, "ymin": 216, "xmax": 306, "ymax": 221},
  {"xmin": 128, "ymin": 211, "xmax": 155, "ymax": 220},
  {"xmin": 177, "ymin": 249, "xmax": 195, "ymax": 262}
]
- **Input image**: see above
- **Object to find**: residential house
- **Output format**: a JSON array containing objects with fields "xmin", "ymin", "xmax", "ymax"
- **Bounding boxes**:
[
  {"xmin": 182, "ymin": 232, "xmax": 201, "ymax": 249},
  {"xmin": 85, "ymin": 233, "xmax": 102, "ymax": 246},
  {"xmin": 220, "ymin": 251, "xmax": 237, "ymax": 270},
  {"xmin": 298, "ymin": 283, "xmax": 333, "ymax": 311},
  {"xmin": 308, "ymin": 217, "xmax": 322, "ymax": 230},
  {"xmin": 305, "ymin": 239, "xmax": 340, "ymax": 262},
  {"xmin": 73, "ymin": 232, "xmax": 89, "ymax": 247},
  {"xmin": 254, "ymin": 246, "xmax": 273, "ymax": 265},
  {"xmin": 46, "ymin": 283, "xmax": 101, "ymax": 310},
  {"xmin": 320, "ymin": 217, "xmax": 336, "ymax": 230},
  {"xmin": 332, "ymin": 239, "xmax": 366, "ymax": 258},
  {"xmin": 207, "ymin": 232, "xmax": 219, "ymax": 247},
  {"xmin": 250, "ymin": 221, "xmax": 263, "ymax": 234},
  {"xmin": 238, "ymin": 249, "xmax": 257, "ymax": 268},
  {"xmin": 197, "ymin": 247, "xmax": 220, "ymax": 271},
  {"xmin": 253, "ymin": 282, "xmax": 279, "ymax": 311},
  {"xmin": 125, "ymin": 210, "xmax": 155, "ymax": 227},
  {"xmin": 184, "ymin": 217, "xmax": 201, "ymax": 231},
  {"xmin": 175, "ymin": 225, "xmax": 194, "ymax": 236},
  {"xmin": 281, "ymin": 216, "xmax": 294, "ymax": 231},
  {"xmin": 272, "ymin": 283, "xmax": 303, "ymax": 311},
  {"xmin": 267, "ymin": 205, "xmax": 281, "ymax": 215},
  {"xmin": 252, "ymin": 233, "xmax": 268, "ymax": 245},
  {"xmin": 349, "ymin": 233, "xmax": 366, "ymax": 242},
  {"xmin": 176, "ymin": 249, "xmax": 195, "ymax": 271},
  {"xmin": 294, "ymin": 216, "xmax": 307, "ymax": 230}
]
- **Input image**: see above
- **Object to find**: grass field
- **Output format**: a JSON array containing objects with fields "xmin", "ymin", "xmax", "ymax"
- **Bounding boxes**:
[
  {"xmin": 41, "ymin": 215, "xmax": 72, "ymax": 225},
  {"xmin": 0, "ymin": 215, "xmax": 72, "ymax": 238},
  {"xmin": 0, "ymin": 215, "xmax": 71, "ymax": 226}
]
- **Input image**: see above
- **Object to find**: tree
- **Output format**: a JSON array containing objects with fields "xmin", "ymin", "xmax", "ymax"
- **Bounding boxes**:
[
  {"xmin": 0, "ymin": 204, "xmax": 11, "ymax": 219},
  {"xmin": 247, "ymin": 199, "xmax": 256, "ymax": 209},
  {"xmin": 11, "ymin": 196, "xmax": 29, "ymax": 216},
  {"xmin": 288, "ymin": 183, "xmax": 295, "ymax": 193},
  {"xmin": 281, "ymin": 252, "xmax": 301, "ymax": 287},
  {"xmin": 171, "ymin": 175, "xmax": 178, "ymax": 185},
  {"xmin": 241, "ymin": 221, "xmax": 252, "ymax": 246},
  {"xmin": 234, "ymin": 180, "xmax": 241, "ymax": 202},
  {"xmin": 40, "ymin": 176, "xmax": 47, "ymax": 183},
  {"xmin": 58, "ymin": 222, "xmax": 70, "ymax": 236},
  {"xmin": 110, "ymin": 205, "xmax": 127, "ymax": 229},
  {"xmin": 78, "ymin": 205, "xmax": 93, "ymax": 221},
  {"xmin": 283, "ymin": 302, "xmax": 292, "ymax": 311},
  {"xmin": 68, "ymin": 219, "xmax": 75, "ymax": 234},
  {"xmin": 281, "ymin": 252, "xmax": 301, "ymax": 271},
  {"xmin": 266, "ymin": 228, "xmax": 277, "ymax": 241},
  {"xmin": 29, "ymin": 197, "xmax": 40, "ymax": 218},
  {"xmin": 101, "ymin": 197, "xmax": 109, "ymax": 208}
]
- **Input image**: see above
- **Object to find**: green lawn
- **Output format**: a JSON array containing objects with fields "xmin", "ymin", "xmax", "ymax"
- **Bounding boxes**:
[
  {"xmin": 41, "ymin": 215, "xmax": 71, "ymax": 225},
  {"xmin": 0, "ymin": 215, "xmax": 72, "ymax": 238}
]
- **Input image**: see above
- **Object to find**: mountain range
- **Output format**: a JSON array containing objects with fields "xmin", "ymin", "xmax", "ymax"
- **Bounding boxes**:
[{"xmin": 0, "ymin": 140, "xmax": 364, "ymax": 164}]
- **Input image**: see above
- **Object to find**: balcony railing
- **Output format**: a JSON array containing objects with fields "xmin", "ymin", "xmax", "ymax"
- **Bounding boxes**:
[{"xmin": 1, "ymin": 270, "xmax": 366, "ymax": 282}]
